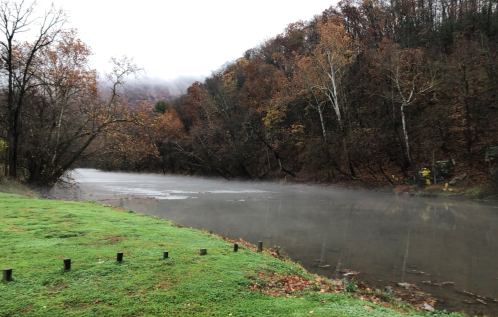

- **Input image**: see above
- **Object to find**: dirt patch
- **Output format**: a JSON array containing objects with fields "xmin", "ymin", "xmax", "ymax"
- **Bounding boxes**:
[
  {"xmin": 20, "ymin": 304, "xmax": 33, "ymax": 314},
  {"xmin": 153, "ymin": 280, "xmax": 173, "ymax": 290},
  {"xmin": 46, "ymin": 281, "xmax": 71, "ymax": 292},
  {"xmin": 9, "ymin": 228, "xmax": 26, "ymax": 232},
  {"xmin": 104, "ymin": 236, "xmax": 125, "ymax": 244}
]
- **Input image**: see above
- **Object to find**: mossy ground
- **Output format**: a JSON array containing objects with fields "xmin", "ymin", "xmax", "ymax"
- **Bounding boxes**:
[{"xmin": 0, "ymin": 195, "xmax": 463, "ymax": 316}]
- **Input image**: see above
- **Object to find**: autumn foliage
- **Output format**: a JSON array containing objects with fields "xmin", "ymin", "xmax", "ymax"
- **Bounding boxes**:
[
  {"xmin": 104, "ymin": 0, "xmax": 495, "ymax": 186},
  {"xmin": 2, "ymin": 0, "xmax": 497, "ymax": 186}
]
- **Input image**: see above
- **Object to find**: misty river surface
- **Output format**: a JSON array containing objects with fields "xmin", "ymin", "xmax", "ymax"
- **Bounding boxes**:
[{"xmin": 52, "ymin": 169, "xmax": 498, "ymax": 315}]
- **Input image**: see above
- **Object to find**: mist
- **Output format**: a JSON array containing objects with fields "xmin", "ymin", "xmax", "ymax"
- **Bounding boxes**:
[
  {"xmin": 127, "ymin": 76, "xmax": 206, "ymax": 96},
  {"xmin": 98, "ymin": 75, "xmax": 205, "ymax": 106},
  {"xmin": 51, "ymin": 168, "xmax": 498, "ymax": 316}
]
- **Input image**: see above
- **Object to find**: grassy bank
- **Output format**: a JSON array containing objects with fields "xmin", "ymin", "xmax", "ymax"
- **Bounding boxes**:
[
  {"xmin": 0, "ymin": 178, "xmax": 38, "ymax": 199},
  {"xmin": 0, "ymin": 195, "xmax": 463, "ymax": 316}
]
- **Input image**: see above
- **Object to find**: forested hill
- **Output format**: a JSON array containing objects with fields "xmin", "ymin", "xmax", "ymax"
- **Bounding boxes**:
[
  {"xmin": 98, "ymin": 0, "xmax": 498, "ymax": 189},
  {"xmin": 117, "ymin": 77, "xmax": 204, "ymax": 110}
]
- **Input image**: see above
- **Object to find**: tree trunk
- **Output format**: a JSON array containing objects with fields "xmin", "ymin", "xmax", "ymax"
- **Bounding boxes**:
[
  {"xmin": 9, "ymin": 108, "xmax": 20, "ymax": 179},
  {"xmin": 317, "ymin": 106, "xmax": 327, "ymax": 142},
  {"xmin": 400, "ymin": 103, "xmax": 420, "ymax": 185}
]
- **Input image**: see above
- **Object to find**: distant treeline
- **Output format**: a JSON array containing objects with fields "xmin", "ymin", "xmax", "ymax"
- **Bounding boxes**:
[{"xmin": 97, "ymin": 0, "xmax": 498, "ymax": 186}]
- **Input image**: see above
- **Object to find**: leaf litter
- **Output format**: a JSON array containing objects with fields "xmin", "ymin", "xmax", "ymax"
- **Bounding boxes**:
[{"xmin": 222, "ymin": 237, "xmax": 439, "ymax": 312}]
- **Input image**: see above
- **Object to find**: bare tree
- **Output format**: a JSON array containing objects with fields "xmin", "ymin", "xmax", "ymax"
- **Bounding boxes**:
[{"xmin": 0, "ymin": 0, "xmax": 66, "ymax": 178}]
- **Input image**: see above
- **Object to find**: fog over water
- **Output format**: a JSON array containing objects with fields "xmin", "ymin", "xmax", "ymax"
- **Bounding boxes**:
[{"xmin": 52, "ymin": 169, "xmax": 498, "ymax": 315}]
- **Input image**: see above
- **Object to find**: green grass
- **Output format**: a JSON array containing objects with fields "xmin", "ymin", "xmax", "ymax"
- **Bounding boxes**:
[{"xmin": 0, "ymin": 196, "xmax": 462, "ymax": 316}]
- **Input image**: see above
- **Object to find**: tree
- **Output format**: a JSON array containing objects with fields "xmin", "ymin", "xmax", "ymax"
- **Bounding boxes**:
[
  {"xmin": 374, "ymin": 40, "xmax": 438, "ymax": 185},
  {"xmin": 295, "ymin": 18, "xmax": 358, "ymax": 177},
  {"xmin": 3, "ymin": 36, "xmax": 144, "ymax": 185},
  {"xmin": 307, "ymin": 18, "xmax": 357, "ymax": 131},
  {"xmin": 0, "ymin": 0, "xmax": 67, "ymax": 179},
  {"xmin": 22, "ymin": 29, "xmax": 97, "ymax": 183},
  {"xmin": 98, "ymin": 103, "xmax": 185, "ymax": 173},
  {"xmin": 153, "ymin": 100, "xmax": 170, "ymax": 114}
]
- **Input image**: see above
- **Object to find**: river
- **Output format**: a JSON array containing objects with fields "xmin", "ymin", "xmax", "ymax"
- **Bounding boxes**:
[{"xmin": 51, "ymin": 168, "xmax": 498, "ymax": 316}]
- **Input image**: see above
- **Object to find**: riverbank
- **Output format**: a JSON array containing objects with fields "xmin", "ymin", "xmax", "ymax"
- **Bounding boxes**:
[
  {"xmin": 0, "ymin": 178, "xmax": 39, "ymax": 199},
  {"xmin": 289, "ymin": 177, "xmax": 498, "ymax": 202},
  {"xmin": 0, "ymin": 194, "xmax": 465, "ymax": 316}
]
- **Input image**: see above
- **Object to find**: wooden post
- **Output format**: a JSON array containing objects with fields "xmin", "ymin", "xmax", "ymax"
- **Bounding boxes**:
[
  {"xmin": 200, "ymin": 248, "xmax": 207, "ymax": 256},
  {"xmin": 63, "ymin": 258, "xmax": 71, "ymax": 271},
  {"xmin": 117, "ymin": 252, "xmax": 124, "ymax": 262},
  {"xmin": 258, "ymin": 241, "xmax": 263, "ymax": 252},
  {"xmin": 163, "ymin": 251, "xmax": 169, "ymax": 259},
  {"xmin": 234, "ymin": 243, "xmax": 238, "ymax": 252},
  {"xmin": 2, "ymin": 268, "xmax": 12, "ymax": 282}
]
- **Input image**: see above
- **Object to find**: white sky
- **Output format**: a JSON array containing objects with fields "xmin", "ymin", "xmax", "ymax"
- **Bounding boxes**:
[{"xmin": 32, "ymin": 1, "xmax": 335, "ymax": 81}]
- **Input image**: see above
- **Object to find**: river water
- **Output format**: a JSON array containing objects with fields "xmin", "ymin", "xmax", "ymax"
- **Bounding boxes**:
[{"xmin": 52, "ymin": 169, "xmax": 498, "ymax": 316}]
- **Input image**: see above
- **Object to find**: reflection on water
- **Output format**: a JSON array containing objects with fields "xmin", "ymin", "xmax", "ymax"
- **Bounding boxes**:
[{"xmin": 52, "ymin": 169, "xmax": 498, "ymax": 315}]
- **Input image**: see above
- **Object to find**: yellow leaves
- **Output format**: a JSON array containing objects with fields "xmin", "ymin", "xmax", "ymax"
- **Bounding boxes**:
[
  {"xmin": 315, "ymin": 19, "xmax": 356, "ymax": 62},
  {"xmin": 221, "ymin": 71, "xmax": 238, "ymax": 97},
  {"xmin": 262, "ymin": 102, "xmax": 287, "ymax": 139},
  {"xmin": 291, "ymin": 124, "xmax": 305, "ymax": 135},
  {"xmin": 421, "ymin": 168, "xmax": 431, "ymax": 177},
  {"xmin": 237, "ymin": 58, "xmax": 249, "ymax": 68}
]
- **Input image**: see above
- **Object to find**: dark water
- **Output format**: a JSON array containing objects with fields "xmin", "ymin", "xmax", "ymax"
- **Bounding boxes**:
[{"xmin": 52, "ymin": 169, "xmax": 498, "ymax": 316}]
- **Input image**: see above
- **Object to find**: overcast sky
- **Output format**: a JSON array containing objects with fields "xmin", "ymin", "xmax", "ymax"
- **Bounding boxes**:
[{"xmin": 32, "ymin": 0, "xmax": 334, "ymax": 81}]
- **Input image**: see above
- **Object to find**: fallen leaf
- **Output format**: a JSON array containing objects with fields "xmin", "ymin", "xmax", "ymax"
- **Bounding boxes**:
[{"xmin": 363, "ymin": 306, "xmax": 373, "ymax": 309}]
